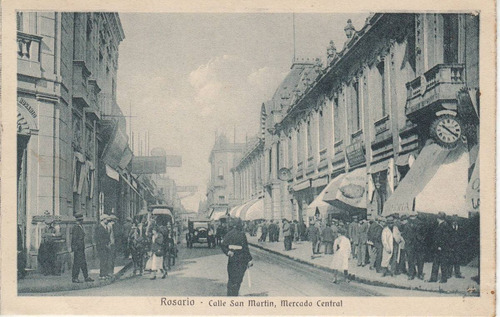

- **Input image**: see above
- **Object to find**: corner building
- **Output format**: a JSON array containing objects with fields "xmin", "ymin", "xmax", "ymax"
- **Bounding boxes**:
[{"xmin": 16, "ymin": 12, "xmax": 126, "ymax": 268}]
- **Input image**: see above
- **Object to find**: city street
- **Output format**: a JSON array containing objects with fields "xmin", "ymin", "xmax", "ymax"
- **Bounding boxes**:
[{"xmin": 40, "ymin": 244, "xmax": 437, "ymax": 297}]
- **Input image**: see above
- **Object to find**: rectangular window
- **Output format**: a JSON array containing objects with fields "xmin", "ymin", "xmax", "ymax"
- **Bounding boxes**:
[
  {"xmin": 219, "ymin": 196, "xmax": 225, "ymax": 202},
  {"xmin": 218, "ymin": 166, "xmax": 224, "ymax": 180},
  {"xmin": 297, "ymin": 128, "xmax": 303, "ymax": 164},
  {"xmin": 276, "ymin": 141, "xmax": 281, "ymax": 174},
  {"xmin": 16, "ymin": 12, "xmax": 23, "ymax": 31},
  {"xmin": 307, "ymin": 121, "xmax": 313, "ymax": 157},
  {"xmin": 377, "ymin": 62, "xmax": 386, "ymax": 117},
  {"xmin": 288, "ymin": 135, "xmax": 293, "ymax": 168},
  {"xmin": 319, "ymin": 111, "xmax": 326, "ymax": 150},
  {"xmin": 333, "ymin": 96, "xmax": 342, "ymax": 142},
  {"xmin": 443, "ymin": 14, "xmax": 459, "ymax": 64},
  {"xmin": 353, "ymin": 82, "xmax": 361, "ymax": 132}
]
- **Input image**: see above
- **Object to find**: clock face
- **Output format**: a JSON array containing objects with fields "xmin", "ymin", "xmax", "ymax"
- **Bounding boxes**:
[{"xmin": 431, "ymin": 115, "xmax": 462, "ymax": 148}]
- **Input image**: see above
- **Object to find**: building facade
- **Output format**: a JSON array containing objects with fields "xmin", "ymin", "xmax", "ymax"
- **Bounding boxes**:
[
  {"xmin": 259, "ymin": 13, "xmax": 479, "ymax": 223},
  {"xmin": 206, "ymin": 133, "xmax": 245, "ymax": 215},
  {"xmin": 16, "ymin": 12, "xmax": 160, "ymax": 270}
]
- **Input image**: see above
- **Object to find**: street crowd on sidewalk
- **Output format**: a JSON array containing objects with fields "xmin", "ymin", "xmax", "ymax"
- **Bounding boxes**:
[
  {"xmin": 20, "ymin": 212, "xmax": 180, "ymax": 287},
  {"xmin": 248, "ymin": 212, "xmax": 479, "ymax": 285}
]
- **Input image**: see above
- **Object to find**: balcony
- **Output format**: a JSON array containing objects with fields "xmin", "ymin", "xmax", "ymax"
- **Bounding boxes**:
[
  {"xmin": 72, "ymin": 61, "xmax": 92, "ymax": 108},
  {"xmin": 17, "ymin": 31, "xmax": 42, "ymax": 78},
  {"xmin": 405, "ymin": 64, "xmax": 465, "ymax": 121}
]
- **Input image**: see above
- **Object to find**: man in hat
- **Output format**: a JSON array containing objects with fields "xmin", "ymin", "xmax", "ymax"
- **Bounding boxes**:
[
  {"xmin": 449, "ymin": 215, "xmax": 464, "ymax": 279},
  {"xmin": 107, "ymin": 215, "xmax": 118, "ymax": 276},
  {"xmin": 71, "ymin": 214, "xmax": 93, "ymax": 283},
  {"xmin": 221, "ymin": 218, "xmax": 253, "ymax": 296},
  {"xmin": 282, "ymin": 219, "xmax": 292, "ymax": 251},
  {"xmin": 307, "ymin": 221, "xmax": 321, "ymax": 256},
  {"xmin": 405, "ymin": 214, "xmax": 426, "ymax": 280},
  {"xmin": 429, "ymin": 212, "xmax": 452, "ymax": 283},
  {"xmin": 367, "ymin": 217, "xmax": 383, "ymax": 272},
  {"xmin": 123, "ymin": 217, "xmax": 133, "ymax": 259},
  {"xmin": 348, "ymin": 216, "xmax": 360, "ymax": 260},
  {"xmin": 380, "ymin": 217, "xmax": 394, "ymax": 277},
  {"xmin": 357, "ymin": 219, "xmax": 370, "ymax": 266},
  {"xmin": 95, "ymin": 214, "xmax": 111, "ymax": 279}
]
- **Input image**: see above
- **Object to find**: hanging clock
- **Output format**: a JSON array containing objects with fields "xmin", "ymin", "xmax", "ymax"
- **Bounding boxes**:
[{"xmin": 430, "ymin": 114, "xmax": 463, "ymax": 149}]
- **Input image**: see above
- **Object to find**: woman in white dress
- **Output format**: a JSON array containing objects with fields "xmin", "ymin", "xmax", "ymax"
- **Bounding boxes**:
[
  {"xmin": 150, "ymin": 227, "xmax": 166, "ymax": 280},
  {"xmin": 331, "ymin": 227, "xmax": 351, "ymax": 283}
]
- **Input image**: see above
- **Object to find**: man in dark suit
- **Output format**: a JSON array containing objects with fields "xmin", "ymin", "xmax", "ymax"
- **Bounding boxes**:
[
  {"xmin": 429, "ymin": 212, "xmax": 452, "ymax": 283},
  {"xmin": 449, "ymin": 215, "xmax": 464, "ymax": 279},
  {"xmin": 96, "ymin": 214, "xmax": 111, "ymax": 279},
  {"xmin": 71, "ymin": 213, "xmax": 93, "ymax": 283},
  {"xmin": 221, "ymin": 218, "xmax": 253, "ymax": 296}
]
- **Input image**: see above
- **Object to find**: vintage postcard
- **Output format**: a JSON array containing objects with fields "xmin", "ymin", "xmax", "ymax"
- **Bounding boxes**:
[{"xmin": 0, "ymin": 0, "xmax": 496, "ymax": 315}]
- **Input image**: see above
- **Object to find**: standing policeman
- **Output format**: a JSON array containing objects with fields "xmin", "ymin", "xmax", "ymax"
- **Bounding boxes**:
[
  {"xmin": 71, "ymin": 213, "xmax": 93, "ymax": 283},
  {"xmin": 221, "ymin": 218, "xmax": 253, "ymax": 296}
]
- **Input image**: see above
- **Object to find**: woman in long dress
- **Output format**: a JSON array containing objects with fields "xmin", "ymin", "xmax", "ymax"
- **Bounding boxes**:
[
  {"xmin": 150, "ymin": 227, "xmax": 166, "ymax": 280},
  {"xmin": 331, "ymin": 227, "xmax": 351, "ymax": 283}
]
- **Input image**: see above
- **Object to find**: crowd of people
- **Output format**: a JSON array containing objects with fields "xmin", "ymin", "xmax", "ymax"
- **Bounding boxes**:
[
  {"xmin": 250, "ymin": 212, "xmax": 479, "ymax": 284},
  {"xmin": 70, "ymin": 213, "xmax": 179, "ymax": 283}
]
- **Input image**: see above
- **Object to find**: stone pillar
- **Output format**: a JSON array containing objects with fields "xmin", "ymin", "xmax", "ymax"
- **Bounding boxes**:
[{"xmin": 312, "ymin": 110, "xmax": 320, "ymax": 169}]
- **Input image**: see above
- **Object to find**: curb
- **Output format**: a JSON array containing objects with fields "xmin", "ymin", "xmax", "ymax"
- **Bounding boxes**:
[
  {"xmin": 249, "ymin": 242, "xmax": 474, "ymax": 295},
  {"xmin": 18, "ymin": 261, "xmax": 134, "ymax": 294}
]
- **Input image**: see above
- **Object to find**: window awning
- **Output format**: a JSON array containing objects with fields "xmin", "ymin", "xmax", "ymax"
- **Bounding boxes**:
[
  {"xmin": 383, "ymin": 142, "xmax": 470, "ymax": 217},
  {"xmin": 242, "ymin": 199, "xmax": 264, "ymax": 221},
  {"xmin": 466, "ymin": 152, "xmax": 479, "ymax": 213},
  {"xmin": 235, "ymin": 199, "xmax": 257, "ymax": 218},
  {"xmin": 230, "ymin": 203, "xmax": 246, "ymax": 218},
  {"xmin": 306, "ymin": 185, "xmax": 334, "ymax": 217},
  {"xmin": 322, "ymin": 167, "xmax": 367, "ymax": 210}
]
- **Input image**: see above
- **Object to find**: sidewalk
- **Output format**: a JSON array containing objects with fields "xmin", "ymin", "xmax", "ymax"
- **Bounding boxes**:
[
  {"xmin": 248, "ymin": 236, "xmax": 479, "ymax": 295},
  {"xmin": 18, "ymin": 255, "xmax": 132, "ymax": 294}
]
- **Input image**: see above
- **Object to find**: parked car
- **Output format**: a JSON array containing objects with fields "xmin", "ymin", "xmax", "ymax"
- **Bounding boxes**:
[{"xmin": 186, "ymin": 220, "xmax": 210, "ymax": 248}]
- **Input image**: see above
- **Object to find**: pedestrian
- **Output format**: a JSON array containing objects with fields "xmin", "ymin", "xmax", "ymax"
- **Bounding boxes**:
[
  {"xmin": 166, "ymin": 230, "xmax": 176, "ymax": 268},
  {"xmin": 122, "ymin": 217, "xmax": 133, "ymax": 259},
  {"xmin": 405, "ymin": 214, "xmax": 426, "ymax": 280},
  {"xmin": 221, "ymin": 218, "xmax": 253, "ymax": 296},
  {"xmin": 150, "ymin": 227, "xmax": 167, "ymax": 280},
  {"xmin": 367, "ymin": 217, "xmax": 383, "ymax": 272},
  {"xmin": 348, "ymin": 216, "xmax": 360, "ymax": 259},
  {"xmin": 331, "ymin": 227, "xmax": 351, "ymax": 283},
  {"xmin": 208, "ymin": 224, "xmax": 216, "ymax": 248},
  {"xmin": 307, "ymin": 221, "xmax": 321, "ymax": 256},
  {"xmin": 429, "ymin": 212, "xmax": 452, "ymax": 283},
  {"xmin": 449, "ymin": 215, "xmax": 464, "ymax": 279},
  {"xmin": 95, "ymin": 214, "xmax": 111, "ymax": 279},
  {"xmin": 381, "ymin": 217, "xmax": 394, "ymax": 277},
  {"xmin": 259, "ymin": 221, "xmax": 268, "ymax": 242},
  {"xmin": 357, "ymin": 219, "xmax": 369, "ymax": 267},
  {"xmin": 321, "ymin": 223, "xmax": 335, "ymax": 254},
  {"xmin": 107, "ymin": 215, "xmax": 118, "ymax": 276},
  {"xmin": 282, "ymin": 219, "xmax": 292, "ymax": 251},
  {"xmin": 128, "ymin": 223, "xmax": 147, "ymax": 275},
  {"xmin": 71, "ymin": 213, "xmax": 94, "ymax": 283},
  {"xmin": 38, "ymin": 218, "xmax": 60, "ymax": 275},
  {"xmin": 392, "ymin": 215, "xmax": 406, "ymax": 275}
]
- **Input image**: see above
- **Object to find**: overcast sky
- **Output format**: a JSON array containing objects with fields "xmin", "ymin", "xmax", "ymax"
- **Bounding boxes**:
[{"xmin": 116, "ymin": 13, "xmax": 369, "ymax": 211}]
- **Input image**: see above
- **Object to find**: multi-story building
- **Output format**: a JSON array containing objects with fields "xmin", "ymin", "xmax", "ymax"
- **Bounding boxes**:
[
  {"xmin": 206, "ymin": 133, "xmax": 245, "ymax": 218},
  {"xmin": 16, "ymin": 12, "xmax": 152, "ymax": 269},
  {"xmin": 229, "ymin": 136, "xmax": 265, "ymax": 220},
  {"xmin": 261, "ymin": 13, "xmax": 479, "ymax": 224}
]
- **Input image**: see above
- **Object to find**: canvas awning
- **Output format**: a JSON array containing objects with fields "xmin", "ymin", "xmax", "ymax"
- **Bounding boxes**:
[
  {"xmin": 306, "ymin": 185, "xmax": 334, "ymax": 217},
  {"xmin": 322, "ymin": 167, "xmax": 367, "ymax": 210},
  {"xmin": 466, "ymin": 152, "xmax": 479, "ymax": 213},
  {"xmin": 382, "ymin": 142, "xmax": 470, "ymax": 217},
  {"xmin": 235, "ymin": 199, "xmax": 257, "ymax": 218},
  {"xmin": 244, "ymin": 199, "xmax": 264, "ymax": 221}
]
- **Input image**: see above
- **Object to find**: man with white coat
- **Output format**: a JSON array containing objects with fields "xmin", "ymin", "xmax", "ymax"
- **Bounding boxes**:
[
  {"xmin": 331, "ymin": 227, "xmax": 351, "ymax": 283},
  {"xmin": 381, "ymin": 217, "xmax": 394, "ymax": 277}
]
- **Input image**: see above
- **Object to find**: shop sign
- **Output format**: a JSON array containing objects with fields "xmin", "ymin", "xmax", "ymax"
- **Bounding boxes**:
[{"xmin": 346, "ymin": 142, "xmax": 365, "ymax": 167}]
